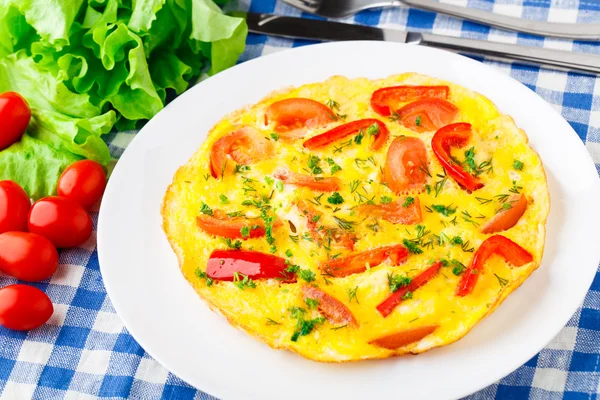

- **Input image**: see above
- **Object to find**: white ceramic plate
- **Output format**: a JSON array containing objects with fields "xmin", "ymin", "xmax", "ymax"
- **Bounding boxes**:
[{"xmin": 98, "ymin": 41, "xmax": 600, "ymax": 400}]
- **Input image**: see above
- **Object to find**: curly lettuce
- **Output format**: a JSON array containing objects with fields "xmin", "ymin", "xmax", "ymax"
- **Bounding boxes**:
[{"xmin": 0, "ymin": 0, "xmax": 247, "ymax": 199}]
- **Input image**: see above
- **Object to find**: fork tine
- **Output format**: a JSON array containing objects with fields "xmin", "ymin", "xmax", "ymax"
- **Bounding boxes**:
[{"xmin": 281, "ymin": 0, "xmax": 320, "ymax": 14}]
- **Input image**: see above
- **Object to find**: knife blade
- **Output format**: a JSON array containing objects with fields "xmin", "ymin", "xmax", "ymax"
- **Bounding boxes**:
[{"xmin": 244, "ymin": 12, "xmax": 600, "ymax": 75}]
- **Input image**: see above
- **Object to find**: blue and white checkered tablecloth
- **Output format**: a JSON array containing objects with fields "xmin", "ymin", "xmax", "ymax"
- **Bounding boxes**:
[{"xmin": 1, "ymin": 0, "xmax": 599, "ymax": 399}]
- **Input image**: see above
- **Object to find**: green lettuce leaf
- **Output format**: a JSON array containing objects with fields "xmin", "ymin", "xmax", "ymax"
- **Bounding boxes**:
[{"xmin": 0, "ymin": 134, "xmax": 81, "ymax": 200}]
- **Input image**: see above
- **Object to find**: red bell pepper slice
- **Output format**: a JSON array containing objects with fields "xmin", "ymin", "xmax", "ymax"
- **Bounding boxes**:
[
  {"xmin": 376, "ymin": 261, "xmax": 442, "ymax": 317},
  {"xmin": 481, "ymin": 194, "xmax": 527, "ymax": 234},
  {"xmin": 321, "ymin": 245, "xmax": 408, "ymax": 278},
  {"xmin": 301, "ymin": 286, "xmax": 358, "ymax": 327},
  {"xmin": 303, "ymin": 119, "xmax": 390, "ymax": 151},
  {"xmin": 369, "ymin": 325, "xmax": 439, "ymax": 349},
  {"xmin": 207, "ymin": 250, "xmax": 293, "ymax": 281},
  {"xmin": 431, "ymin": 122, "xmax": 484, "ymax": 192},
  {"xmin": 456, "ymin": 235, "xmax": 533, "ymax": 296},
  {"xmin": 370, "ymin": 85, "xmax": 450, "ymax": 116}
]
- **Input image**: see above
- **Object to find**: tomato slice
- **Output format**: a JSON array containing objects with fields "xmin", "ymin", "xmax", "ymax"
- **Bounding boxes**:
[
  {"xmin": 356, "ymin": 197, "xmax": 422, "ymax": 225},
  {"xmin": 265, "ymin": 98, "xmax": 335, "ymax": 135},
  {"xmin": 296, "ymin": 200, "xmax": 356, "ymax": 250},
  {"xmin": 371, "ymin": 85, "xmax": 449, "ymax": 116},
  {"xmin": 396, "ymin": 98, "xmax": 458, "ymax": 133},
  {"xmin": 383, "ymin": 137, "xmax": 429, "ymax": 194},
  {"xmin": 197, "ymin": 210, "xmax": 279, "ymax": 239},
  {"xmin": 274, "ymin": 169, "xmax": 341, "ymax": 192},
  {"xmin": 456, "ymin": 235, "xmax": 533, "ymax": 296},
  {"xmin": 321, "ymin": 245, "xmax": 408, "ymax": 278},
  {"xmin": 207, "ymin": 250, "xmax": 292, "ymax": 281},
  {"xmin": 369, "ymin": 325, "xmax": 439, "ymax": 349},
  {"xmin": 210, "ymin": 127, "xmax": 274, "ymax": 179},
  {"xmin": 301, "ymin": 286, "xmax": 358, "ymax": 327},
  {"xmin": 431, "ymin": 123, "xmax": 484, "ymax": 192},
  {"xmin": 303, "ymin": 119, "xmax": 390, "ymax": 151},
  {"xmin": 481, "ymin": 194, "xmax": 527, "ymax": 234},
  {"xmin": 377, "ymin": 261, "xmax": 442, "ymax": 317}
]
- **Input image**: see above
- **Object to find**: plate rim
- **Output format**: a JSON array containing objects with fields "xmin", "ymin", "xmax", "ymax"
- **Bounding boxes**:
[{"xmin": 98, "ymin": 41, "xmax": 600, "ymax": 400}]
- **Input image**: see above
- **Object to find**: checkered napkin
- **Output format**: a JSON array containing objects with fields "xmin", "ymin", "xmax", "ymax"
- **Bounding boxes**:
[{"xmin": 1, "ymin": 0, "xmax": 599, "ymax": 398}]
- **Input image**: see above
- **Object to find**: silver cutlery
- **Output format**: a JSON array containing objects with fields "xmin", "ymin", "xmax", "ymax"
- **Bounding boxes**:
[
  {"xmin": 244, "ymin": 12, "xmax": 600, "ymax": 75},
  {"xmin": 282, "ymin": 0, "xmax": 600, "ymax": 41}
]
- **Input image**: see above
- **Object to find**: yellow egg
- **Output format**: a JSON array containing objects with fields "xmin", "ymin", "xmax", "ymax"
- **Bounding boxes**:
[{"xmin": 162, "ymin": 73, "xmax": 549, "ymax": 362}]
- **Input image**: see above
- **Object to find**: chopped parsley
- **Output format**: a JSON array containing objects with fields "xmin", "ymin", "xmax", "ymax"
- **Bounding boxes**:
[
  {"xmin": 194, "ymin": 269, "xmax": 214, "ymax": 287},
  {"xmin": 298, "ymin": 269, "xmax": 316, "ymax": 283},
  {"xmin": 305, "ymin": 298, "xmax": 319, "ymax": 309},
  {"xmin": 222, "ymin": 238, "xmax": 242, "ymax": 250},
  {"xmin": 327, "ymin": 192, "xmax": 344, "ymax": 205},
  {"xmin": 289, "ymin": 307, "xmax": 325, "ymax": 342},
  {"xmin": 219, "ymin": 194, "xmax": 229, "ymax": 204},
  {"xmin": 431, "ymin": 204, "xmax": 457, "ymax": 216},
  {"xmin": 260, "ymin": 207, "xmax": 277, "ymax": 253},
  {"xmin": 308, "ymin": 155, "xmax": 323, "ymax": 175},
  {"xmin": 388, "ymin": 273, "xmax": 412, "ymax": 292},
  {"xmin": 451, "ymin": 236, "xmax": 463, "ymax": 245},
  {"xmin": 199, "ymin": 202, "xmax": 213, "ymax": 216},
  {"xmin": 415, "ymin": 115, "xmax": 422, "ymax": 127},
  {"xmin": 270, "ymin": 133, "xmax": 280, "ymax": 141},
  {"xmin": 451, "ymin": 260, "xmax": 466, "ymax": 276},
  {"xmin": 234, "ymin": 164, "xmax": 250, "ymax": 174},
  {"xmin": 240, "ymin": 226, "xmax": 250, "ymax": 238},
  {"xmin": 233, "ymin": 272, "xmax": 256, "ymax": 290},
  {"xmin": 326, "ymin": 157, "xmax": 342, "ymax": 174},
  {"xmin": 367, "ymin": 123, "xmax": 380, "ymax": 136},
  {"xmin": 354, "ymin": 129, "xmax": 364, "ymax": 144},
  {"xmin": 381, "ymin": 196, "xmax": 393, "ymax": 204},
  {"xmin": 501, "ymin": 202, "xmax": 513, "ymax": 211},
  {"xmin": 265, "ymin": 176, "xmax": 274, "ymax": 186},
  {"xmin": 403, "ymin": 239, "xmax": 423, "ymax": 254},
  {"xmin": 402, "ymin": 196, "xmax": 415, "ymax": 208},
  {"xmin": 402, "ymin": 291, "xmax": 413, "ymax": 300},
  {"xmin": 285, "ymin": 249, "xmax": 293, "ymax": 258},
  {"xmin": 513, "ymin": 159, "xmax": 524, "ymax": 171},
  {"xmin": 311, "ymin": 215, "xmax": 321, "ymax": 223},
  {"xmin": 276, "ymin": 180, "xmax": 284, "ymax": 192}
]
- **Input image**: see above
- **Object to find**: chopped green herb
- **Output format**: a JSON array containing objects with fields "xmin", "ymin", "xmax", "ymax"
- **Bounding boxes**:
[
  {"xmin": 233, "ymin": 272, "xmax": 257, "ymax": 290},
  {"xmin": 402, "ymin": 291, "xmax": 413, "ymax": 300},
  {"xmin": 333, "ymin": 139, "xmax": 353, "ymax": 154},
  {"xmin": 367, "ymin": 123, "xmax": 380, "ymax": 136},
  {"xmin": 495, "ymin": 193, "xmax": 510, "ymax": 203},
  {"xmin": 451, "ymin": 236, "xmax": 463, "ymax": 245},
  {"xmin": 270, "ymin": 133, "xmax": 280, "ymax": 141},
  {"xmin": 234, "ymin": 164, "xmax": 250, "ymax": 174},
  {"xmin": 431, "ymin": 204, "xmax": 457, "ymax": 216},
  {"xmin": 199, "ymin": 202, "xmax": 213, "ymax": 216},
  {"xmin": 415, "ymin": 115, "xmax": 422, "ymax": 127},
  {"xmin": 509, "ymin": 180, "xmax": 522, "ymax": 194},
  {"xmin": 289, "ymin": 306, "xmax": 325, "ymax": 342},
  {"xmin": 494, "ymin": 273, "xmax": 509, "ymax": 287},
  {"xmin": 265, "ymin": 176, "xmax": 274, "ymax": 186},
  {"xmin": 218, "ymin": 194, "xmax": 229, "ymax": 204},
  {"xmin": 311, "ymin": 215, "xmax": 321, "ymax": 223},
  {"xmin": 434, "ymin": 170, "xmax": 448, "ymax": 197},
  {"xmin": 349, "ymin": 180, "xmax": 360, "ymax": 193},
  {"xmin": 347, "ymin": 286, "xmax": 359, "ymax": 304},
  {"xmin": 298, "ymin": 269, "xmax": 316, "ymax": 283},
  {"xmin": 403, "ymin": 239, "xmax": 423, "ymax": 254},
  {"xmin": 331, "ymin": 325, "xmax": 347, "ymax": 331},
  {"xmin": 333, "ymin": 216, "xmax": 355, "ymax": 231},
  {"xmin": 513, "ymin": 160, "xmax": 524, "ymax": 171},
  {"xmin": 501, "ymin": 202, "xmax": 513, "ymax": 211},
  {"xmin": 354, "ymin": 129, "xmax": 364, "ymax": 145},
  {"xmin": 388, "ymin": 273, "xmax": 412, "ymax": 292},
  {"xmin": 305, "ymin": 298, "xmax": 319, "ymax": 309},
  {"xmin": 451, "ymin": 260, "xmax": 466, "ymax": 276},
  {"xmin": 240, "ymin": 226, "xmax": 250, "ymax": 238},
  {"xmin": 194, "ymin": 269, "xmax": 214, "ymax": 287},
  {"xmin": 222, "ymin": 238, "xmax": 242, "ymax": 250},
  {"xmin": 276, "ymin": 180, "xmax": 284, "ymax": 192},
  {"xmin": 266, "ymin": 318, "xmax": 280, "ymax": 326},
  {"xmin": 402, "ymin": 197, "xmax": 415, "ymax": 208},
  {"xmin": 308, "ymin": 155, "xmax": 322, "ymax": 175},
  {"xmin": 327, "ymin": 192, "xmax": 344, "ymax": 205},
  {"xmin": 381, "ymin": 196, "xmax": 393, "ymax": 204},
  {"xmin": 476, "ymin": 197, "xmax": 492, "ymax": 205}
]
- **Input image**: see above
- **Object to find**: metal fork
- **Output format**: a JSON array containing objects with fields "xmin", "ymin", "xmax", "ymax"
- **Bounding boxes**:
[{"xmin": 282, "ymin": 0, "xmax": 600, "ymax": 41}]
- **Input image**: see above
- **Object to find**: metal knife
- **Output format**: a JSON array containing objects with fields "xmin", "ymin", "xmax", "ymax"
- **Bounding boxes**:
[{"xmin": 243, "ymin": 12, "xmax": 600, "ymax": 75}]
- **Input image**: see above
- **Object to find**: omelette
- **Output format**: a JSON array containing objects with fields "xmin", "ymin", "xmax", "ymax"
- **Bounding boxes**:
[{"xmin": 162, "ymin": 73, "xmax": 550, "ymax": 362}]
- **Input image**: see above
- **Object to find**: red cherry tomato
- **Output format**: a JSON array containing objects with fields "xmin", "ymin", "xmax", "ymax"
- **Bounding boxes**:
[
  {"xmin": 57, "ymin": 160, "xmax": 107, "ymax": 209},
  {"xmin": 0, "ymin": 284, "xmax": 53, "ymax": 331},
  {"xmin": 0, "ymin": 232, "xmax": 58, "ymax": 282},
  {"xmin": 28, "ymin": 196, "xmax": 92, "ymax": 248},
  {"xmin": 0, "ymin": 180, "xmax": 31, "ymax": 234},
  {"xmin": 0, "ymin": 92, "xmax": 31, "ymax": 150}
]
